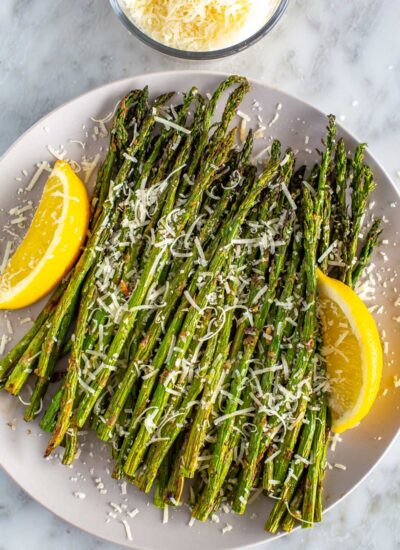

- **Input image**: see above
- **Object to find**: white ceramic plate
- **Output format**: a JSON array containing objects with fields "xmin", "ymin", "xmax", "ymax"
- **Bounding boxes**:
[{"xmin": 0, "ymin": 71, "xmax": 399, "ymax": 550}]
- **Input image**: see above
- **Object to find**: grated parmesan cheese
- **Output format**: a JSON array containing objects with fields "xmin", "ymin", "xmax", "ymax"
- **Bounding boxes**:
[
  {"xmin": 0, "ymin": 241, "xmax": 13, "ymax": 274},
  {"xmin": 120, "ymin": 0, "xmax": 279, "ymax": 52},
  {"xmin": 163, "ymin": 504, "xmax": 169, "ymax": 524},
  {"xmin": 26, "ymin": 161, "xmax": 51, "ymax": 191},
  {"xmin": 154, "ymin": 116, "xmax": 191, "ymax": 135},
  {"xmin": 82, "ymin": 154, "xmax": 101, "ymax": 184},
  {"xmin": 121, "ymin": 519, "xmax": 133, "ymax": 541}
]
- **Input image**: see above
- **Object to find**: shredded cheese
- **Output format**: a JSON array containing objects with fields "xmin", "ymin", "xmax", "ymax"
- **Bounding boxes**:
[
  {"xmin": 82, "ymin": 154, "xmax": 101, "ymax": 184},
  {"xmin": 0, "ymin": 241, "xmax": 13, "ymax": 274},
  {"xmin": 154, "ymin": 116, "xmax": 191, "ymax": 135},
  {"xmin": 121, "ymin": 519, "xmax": 133, "ymax": 541},
  {"xmin": 163, "ymin": 504, "xmax": 169, "ymax": 524},
  {"xmin": 120, "ymin": 0, "xmax": 279, "ymax": 52},
  {"xmin": 214, "ymin": 407, "xmax": 255, "ymax": 426},
  {"xmin": 26, "ymin": 161, "xmax": 51, "ymax": 191}
]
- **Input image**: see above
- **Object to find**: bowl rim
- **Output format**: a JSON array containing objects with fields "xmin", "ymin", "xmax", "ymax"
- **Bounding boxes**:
[{"xmin": 109, "ymin": 0, "xmax": 289, "ymax": 60}]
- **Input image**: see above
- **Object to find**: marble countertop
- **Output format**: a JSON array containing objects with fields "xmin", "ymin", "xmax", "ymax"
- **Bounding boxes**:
[{"xmin": 0, "ymin": 0, "xmax": 399, "ymax": 549}]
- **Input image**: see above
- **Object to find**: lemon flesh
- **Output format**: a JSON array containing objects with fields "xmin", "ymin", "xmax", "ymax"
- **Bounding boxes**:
[
  {"xmin": 0, "ymin": 161, "xmax": 89, "ymax": 309},
  {"xmin": 317, "ymin": 269, "xmax": 383, "ymax": 433}
]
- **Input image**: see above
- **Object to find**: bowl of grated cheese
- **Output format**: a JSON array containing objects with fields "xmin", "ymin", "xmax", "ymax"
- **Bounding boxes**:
[{"xmin": 110, "ymin": 0, "xmax": 288, "ymax": 59}]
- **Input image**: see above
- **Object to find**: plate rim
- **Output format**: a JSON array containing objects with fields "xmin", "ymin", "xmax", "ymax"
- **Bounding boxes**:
[{"xmin": 0, "ymin": 69, "xmax": 399, "ymax": 550}]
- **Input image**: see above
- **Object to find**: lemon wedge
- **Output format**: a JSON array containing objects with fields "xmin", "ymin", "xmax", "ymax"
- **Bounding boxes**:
[
  {"xmin": 317, "ymin": 268, "xmax": 382, "ymax": 433},
  {"xmin": 0, "ymin": 161, "xmax": 89, "ymax": 310}
]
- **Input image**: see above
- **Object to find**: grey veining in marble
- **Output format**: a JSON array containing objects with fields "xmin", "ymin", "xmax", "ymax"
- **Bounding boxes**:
[{"xmin": 0, "ymin": 0, "xmax": 400, "ymax": 549}]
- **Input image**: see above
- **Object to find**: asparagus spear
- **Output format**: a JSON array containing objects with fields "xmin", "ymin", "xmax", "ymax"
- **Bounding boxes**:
[
  {"xmin": 345, "ymin": 147, "xmax": 375, "ymax": 285},
  {"xmin": 76, "ymin": 127, "xmax": 237, "ymax": 430},
  {"xmin": 281, "ymin": 479, "xmax": 305, "ymax": 531},
  {"xmin": 0, "ymin": 278, "xmax": 70, "ymax": 385},
  {"xmin": 352, "ymin": 218, "xmax": 382, "ymax": 285},
  {"xmin": 91, "ymin": 89, "xmax": 144, "ymax": 225},
  {"xmin": 192, "ymin": 220, "xmax": 296, "ymax": 519},
  {"xmin": 302, "ymin": 398, "xmax": 327, "ymax": 526},
  {"xmin": 23, "ymin": 291, "xmax": 80, "ymax": 422},
  {"xmin": 74, "ymin": 80, "xmax": 248, "ymax": 428},
  {"xmin": 233, "ymin": 232, "xmax": 303, "ymax": 513},
  {"xmin": 330, "ymin": 137, "xmax": 348, "ymax": 279},
  {"xmin": 138, "ymin": 274, "xmax": 229, "ymax": 491},
  {"xmin": 318, "ymin": 186, "xmax": 332, "ymax": 273},
  {"xmin": 40, "ymin": 387, "xmax": 62, "ymax": 432},
  {"xmin": 34, "ymin": 111, "xmax": 157, "ymax": 382},
  {"xmin": 265, "ymin": 403, "xmax": 317, "ymax": 533},
  {"xmin": 5, "ymin": 318, "xmax": 53, "ymax": 396},
  {"xmin": 164, "ymin": 430, "xmax": 191, "ymax": 505},
  {"xmin": 44, "ymin": 274, "xmax": 97, "ymax": 456},
  {"xmin": 123, "ymin": 154, "xmax": 284, "ymax": 478},
  {"xmin": 154, "ymin": 454, "xmax": 170, "ymax": 509},
  {"xmin": 95, "ymin": 135, "xmax": 255, "ymax": 441},
  {"xmin": 314, "ymin": 411, "xmax": 331, "ymax": 523}
]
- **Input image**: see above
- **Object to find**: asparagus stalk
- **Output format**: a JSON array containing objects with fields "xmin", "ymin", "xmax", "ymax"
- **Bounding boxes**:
[
  {"xmin": 154, "ymin": 454, "xmax": 170, "ymax": 509},
  {"xmin": 281, "ymin": 480, "xmax": 305, "ymax": 531},
  {"xmin": 74, "ymin": 80, "xmax": 248, "ymax": 427},
  {"xmin": 302, "ymin": 398, "xmax": 327, "ymax": 526},
  {"xmin": 96, "ymin": 137, "xmax": 255, "ymax": 441},
  {"xmin": 44, "ymin": 274, "xmax": 97, "ymax": 456},
  {"xmin": 35, "ymin": 111, "xmax": 157, "ymax": 383},
  {"xmin": 138, "ymin": 276, "xmax": 229, "ymax": 491},
  {"xmin": 91, "ymin": 89, "xmax": 144, "ymax": 225},
  {"xmin": 5, "ymin": 318, "xmax": 53, "ymax": 395},
  {"xmin": 264, "ymin": 403, "xmax": 317, "ymax": 533},
  {"xmin": 123, "ymin": 154, "xmax": 284, "ymax": 478},
  {"xmin": 314, "ymin": 412, "xmax": 331, "ymax": 523},
  {"xmin": 83, "ymin": 90, "xmax": 247, "ymax": 430},
  {"xmin": 40, "ymin": 387, "xmax": 62, "ymax": 432},
  {"xmin": 233, "ymin": 232, "xmax": 303, "ymax": 513},
  {"xmin": 331, "ymin": 138, "xmax": 348, "ymax": 277},
  {"xmin": 192, "ymin": 219, "xmax": 296, "ymax": 520},
  {"xmin": 351, "ymin": 218, "xmax": 382, "ymax": 285},
  {"xmin": 23, "ymin": 291, "xmax": 80, "ymax": 422},
  {"xmin": 318, "ymin": 187, "xmax": 332, "ymax": 273},
  {"xmin": 0, "ymin": 278, "xmax": 70, "ymax": 385},
  {"xmin": 76, "ymin": 126, "xmax": 237, "ymax": 430},
  {"xmin": 345, "ymin": 147, "xmax": 375, "ymax": 285},
  {"xmin": 164, "ymin": 431, "xmax": 191, "ymax": 505}
]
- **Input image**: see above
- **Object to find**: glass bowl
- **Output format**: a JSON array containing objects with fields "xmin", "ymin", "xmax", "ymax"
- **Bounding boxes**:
[{"xmin": 110, "ymin": 0, "xmax": 289, "ymax": 60}]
